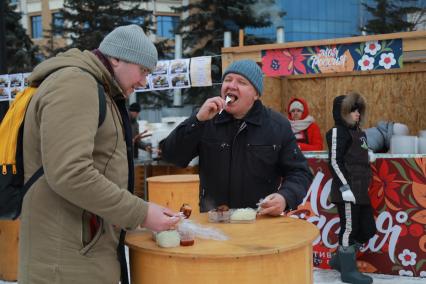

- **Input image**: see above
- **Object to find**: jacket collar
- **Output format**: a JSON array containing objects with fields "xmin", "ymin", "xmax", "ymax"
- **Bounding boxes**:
[{"xmin": 214, "ymin": 99, "xmax": 264, "ymax": 126}]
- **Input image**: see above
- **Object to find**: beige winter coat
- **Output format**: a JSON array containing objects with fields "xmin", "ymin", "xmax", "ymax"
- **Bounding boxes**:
[{"xmin": 19, "ymin": 49, "xmax": 148, "ymax": 284}]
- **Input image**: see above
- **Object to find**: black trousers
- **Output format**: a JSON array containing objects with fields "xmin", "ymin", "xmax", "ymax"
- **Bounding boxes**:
[{"xmin": 336, "ymin": 202, "xmax": 377, "ymax": 247}]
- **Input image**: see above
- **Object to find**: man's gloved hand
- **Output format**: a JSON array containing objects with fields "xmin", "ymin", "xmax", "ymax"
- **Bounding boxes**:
[
  {"xmin": 368, "ymin": 149, "xmax": 376, "ymax": 163},
  {"xmin": 339, "ymin": 184, "xmax": 356, "ymax": 203}
]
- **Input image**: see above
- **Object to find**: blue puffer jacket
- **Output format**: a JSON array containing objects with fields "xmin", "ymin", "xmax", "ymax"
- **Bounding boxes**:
[{"xmin": 161, "ymin": 100, "xmax": 313, "ymax": 211}]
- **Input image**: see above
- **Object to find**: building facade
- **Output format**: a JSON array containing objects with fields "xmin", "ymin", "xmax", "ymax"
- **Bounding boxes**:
[
  {"xmin": 13, "ymin": 0, "xmax": 426, "ymax": 50},
  {"xmin": 13, "ymin": 0, "xmax": 183, "ymax": 52},
  {"xmin": 246, "ymin": 0, "xmax": 425, "ymax": 42}
]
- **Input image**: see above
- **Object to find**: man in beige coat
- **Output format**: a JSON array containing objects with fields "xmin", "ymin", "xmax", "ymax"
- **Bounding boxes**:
[{"xmin": 19, "ymin": 25, "xmax": 179, "ymax": 284}]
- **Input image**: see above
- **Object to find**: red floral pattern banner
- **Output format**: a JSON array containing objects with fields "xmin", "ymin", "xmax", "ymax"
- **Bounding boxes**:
[
  {"xmin": 261, "ymin": 39, "xmax": 403, "ymax": 77},
  {"xmin": 286, "ymin": 157, "xmax": 426, "ymax": 277}
]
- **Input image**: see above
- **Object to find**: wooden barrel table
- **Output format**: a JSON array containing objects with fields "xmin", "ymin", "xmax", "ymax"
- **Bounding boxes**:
[
  {"xmin": 126, "ymin": 214, "xmax": 319, "ymax": 284},
  {"xmin": 0, "ymin": 220, "xmax": 20, "ymax": 281},
  {"xmin": 147, "ymin": 174, "xmax": 200, "ymax": 216}
]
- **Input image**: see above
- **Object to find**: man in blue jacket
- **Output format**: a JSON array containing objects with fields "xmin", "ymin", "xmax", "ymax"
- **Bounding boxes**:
[{"xmin": 161, "ymin": 59, "xmax": 312, "ymax": 215}]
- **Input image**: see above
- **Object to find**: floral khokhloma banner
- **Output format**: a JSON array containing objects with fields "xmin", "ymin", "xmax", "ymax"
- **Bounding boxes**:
[
  {"xmin": 262, "ymin": 39, "xmax": 403, "ymax": 76},
  {"xmin": 287, "ymin": 157, "xmax": 426, "ymax": 277}
]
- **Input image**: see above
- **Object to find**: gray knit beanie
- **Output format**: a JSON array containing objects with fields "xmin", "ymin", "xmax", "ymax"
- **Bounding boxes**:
[
  {"xmin": 99, "ymin": 24, "xmax": 158, "ymax": 71},
  {"xmin": 222, "ymin": 59, "xmax": 263, "ymax": 95}
]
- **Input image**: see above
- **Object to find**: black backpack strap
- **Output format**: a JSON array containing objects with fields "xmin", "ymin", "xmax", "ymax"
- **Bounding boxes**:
[
  {"xmin": 97, "ymin": 83, "xmax": 106, "ymax": 127},
  {"xmin": 71, "ymin": 68, "xmax": 106, "ymax": 128},
  {"xmin": 21, "ymin": 167, "xmax": 44, "ymax": 200},
  {"xmin": 14, "ymin": 167, "xmax": 44, "ymax": 219}
]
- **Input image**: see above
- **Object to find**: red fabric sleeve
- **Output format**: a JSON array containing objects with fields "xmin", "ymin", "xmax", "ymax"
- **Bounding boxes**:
[{"xmin": 299, "ymin": 123, "xmax": 324, "ymax": 151}]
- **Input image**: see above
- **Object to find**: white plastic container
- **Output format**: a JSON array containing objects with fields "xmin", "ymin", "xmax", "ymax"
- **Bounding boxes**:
[
  {"xmin": 418, "ymin": 138, "xmax": 426, "ymax": 154},
  {"xmin": 390, "ymin": 136, "xmax": 418, "ymax": 154},
  {"xmin": 137, "ymin": 120, "xmax": 149, "ymax": 134}
]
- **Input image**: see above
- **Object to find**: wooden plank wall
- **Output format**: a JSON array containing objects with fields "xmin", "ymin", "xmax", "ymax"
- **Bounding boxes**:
[{"xmin": 260, "ymin": 63, "xmax": 426, "ymax": 145}]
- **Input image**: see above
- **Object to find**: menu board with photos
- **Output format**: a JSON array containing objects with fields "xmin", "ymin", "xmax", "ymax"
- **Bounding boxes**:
[
  {"xmin": 136, "ymin": 59, "xmax": 192, "ymax": 92},
  {"xmin": 3, "ymin": 56, "xmax": 211, "ymax": 97},
  {"xmin": 169, "ymin": 59, "xmax": 191, "ymax": 88},
  {"xmin": 9, "ymin": 73, "xmax": 24, "ymax": 99},
  {"xmin": 0, "ymin": 72, "xmax": 30, "ymax": 101},
  {"xmin": 0, "ymin": 74, "xmax": 10, "ymax": 101}
]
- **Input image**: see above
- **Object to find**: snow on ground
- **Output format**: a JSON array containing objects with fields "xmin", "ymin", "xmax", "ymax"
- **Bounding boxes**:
[
  {"xmin": 313, "ymin": 268, "xmax": 425, "ymax": 284},
  {"xmin": 2, "ymin": 268, "xmax": 425, "ymax": 283}
]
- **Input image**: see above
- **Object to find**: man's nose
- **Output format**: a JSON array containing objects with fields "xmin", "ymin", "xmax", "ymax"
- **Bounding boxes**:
[
  {"xmin": 138, "ymin": 76, "xmax": 148, "ymax": 87},
  {"xmin": 228, "ymin": 79, "xmax": 238, "ymax": 89}
]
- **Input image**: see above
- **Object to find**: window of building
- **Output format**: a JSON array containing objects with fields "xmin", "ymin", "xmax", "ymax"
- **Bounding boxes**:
[
  {"xmin": 157, "ymin": 15, "xmax": 179, "ymax": 39},
  {"xmin": 31, "ymin": 15, "xmax": 42, "ymax": 39},
  {"xmin": 126, "ymin": 16, "xmax": 145, "ymax": 25},
  {"xmin": 52, "ymin": 12, "xmax": 64, "ymax": 36}
]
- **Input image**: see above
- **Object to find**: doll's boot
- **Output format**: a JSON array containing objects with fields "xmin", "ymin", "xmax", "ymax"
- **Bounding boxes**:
[
  {"xmin": 339, "ymin": 245, "xmax": 373, "ymax": 284},
  {"xmin": 329, "ymin": 251, "xmax": 340, "ymax": 271},
  {"xmin": 331, "ymin": 242, "xmax": 363, "ymax": 272}
]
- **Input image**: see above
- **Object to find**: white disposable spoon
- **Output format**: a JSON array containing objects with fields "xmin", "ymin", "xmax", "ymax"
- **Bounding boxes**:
[{"xmin": 219, "ymin": 96, "xmax": 232, "ymax": 114}]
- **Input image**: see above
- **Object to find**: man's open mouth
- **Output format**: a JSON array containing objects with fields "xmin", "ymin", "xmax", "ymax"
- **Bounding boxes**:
[{"xmin": 226, "ymin": 94, "xmax": 238, "ymax": 104}]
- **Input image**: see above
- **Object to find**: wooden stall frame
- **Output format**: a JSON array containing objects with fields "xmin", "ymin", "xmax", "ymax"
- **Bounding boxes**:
[
  {"xmin": 221, "ymin": 31, "xmax": 426, "ymax": 138},
  {"xmin": 222, "ymin": 31, "xmax": 426, "ymax": 68}
]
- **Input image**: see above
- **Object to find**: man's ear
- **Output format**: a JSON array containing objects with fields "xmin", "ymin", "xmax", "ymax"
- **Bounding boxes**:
[{"xmin": 109, "ymin": 57, "xmax": 120, "ymax": 67}]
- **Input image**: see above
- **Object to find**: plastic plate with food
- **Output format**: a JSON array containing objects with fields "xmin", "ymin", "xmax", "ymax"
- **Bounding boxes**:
[{"xmin": 229, "ymin": 208, "xmax": 257, "ymax": 223}]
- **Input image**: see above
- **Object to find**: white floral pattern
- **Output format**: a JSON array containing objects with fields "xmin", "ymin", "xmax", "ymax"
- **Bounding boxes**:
[
  {"xmin": 399, "ymin": 270, "xmax": 414, "ymax": 277},
  {"xmin": 358, "ymin": 55, "xmax": 375, "ymax": 71},
  {"xmin": 396, "ymin": 211, "xmax": 408, "ymax": 223},
  {"xmin": 364, "ymin": 41, "xmax": 382, "ymax": 55},
  {"xmin": 398, "ymin": 249, "xmax": 417, "ymax": 266},
  {"xmin": 379, "ymin": 53, "xmax": 397, "ymax": 69}
]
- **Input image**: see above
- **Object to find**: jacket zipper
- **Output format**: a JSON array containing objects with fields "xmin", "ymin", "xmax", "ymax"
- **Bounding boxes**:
[{"xmin": 247, "ymin": 144, "xmax": 279, "ymax": 150}]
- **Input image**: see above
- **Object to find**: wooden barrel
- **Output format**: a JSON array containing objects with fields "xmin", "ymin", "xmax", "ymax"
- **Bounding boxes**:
[
  {"xmin": 150, "ymin": 164, "xmax": 198, "ymax": 176},
  {"xmin": 147, "ymin": 174, "xmax": 200, "ymax": 216},
  {"xmin": 0, "ymin": 220, "xmax": 20, "ymax": 281},
  {"xmin": 126, "ymin": 214, "xmax": 319, "ymax": 284},
  {"xmin": 134, "ymin": 164, "xmax": 152, "ymax": 199}
]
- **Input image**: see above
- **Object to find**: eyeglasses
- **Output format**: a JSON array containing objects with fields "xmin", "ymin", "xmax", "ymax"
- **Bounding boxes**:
[{"xmin": 139, "ymin": 66, "xmax": 151, "ymax": 75}]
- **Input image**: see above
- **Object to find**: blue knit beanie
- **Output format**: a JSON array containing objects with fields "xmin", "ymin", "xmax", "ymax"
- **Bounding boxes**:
[
  {"xmin": 99, "ymin": 24, "xmax": 158, "ymax": 71},
  {"xmin": 222, "ymin": 59, "xmax": 263, "ymax": 95}
]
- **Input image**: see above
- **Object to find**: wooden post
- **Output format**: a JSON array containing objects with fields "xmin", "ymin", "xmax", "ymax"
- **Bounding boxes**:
[
  {"xmin": 0, "ymin": 220, "xmax": 20, "ymax": 281},
  {"xmin": 239, "ymin": 29, "xmax": 244, "ymax": 47}
]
